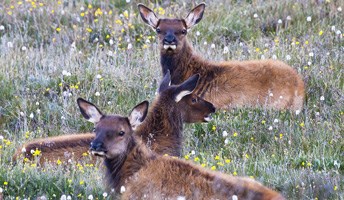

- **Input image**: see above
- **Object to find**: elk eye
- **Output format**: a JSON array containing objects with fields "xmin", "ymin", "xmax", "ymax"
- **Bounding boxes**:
[
  {"xmin": 118, "ymin": 131, "xmax": 125, "ymax": 136},
  {"xmin": 156, "ymin": 28, "xmax": 161, "ymax": 34},
  {"xmin": 181, "ymin": 29, "xmax": 187, "ymax": 34},
  {"xmin": 191, "ymin": 98, "xmax": 197, "ymax": 103}
]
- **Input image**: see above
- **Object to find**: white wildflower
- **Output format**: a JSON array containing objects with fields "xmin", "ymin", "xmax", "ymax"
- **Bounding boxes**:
[
  {"xmin": 66, "ymin": 196, "xmax": 72, "ymax": 200},
  {"xmin": 222, "ymin": 131, "xmax": 228, "ymax": 137},
  {"xmin": 96, "ymin": 74, "xmax": 102, "ymax": 79},
  {"xmin": 338, "ymin": 7, "xmax": 342, "ymax": 12},
  {"xmin": 232, "ymin": 195, "xmax": 238, "ymax": 200},
  {"xmin": 109, "ymin": 39, "xmax": 114, "ymax": 45},
  {"xmin": 223, "ymin": 46, "xmax": 229, "ymax": 54},
  {"xmin": 306, "ymin": 16, "xmax": 312, "ymax": 22},
  {"xmin": 30, "ymin": 149, "xmax": 35, "ymax": 154},
  {"xmin": 107, "ymin": 50, "xmax": 114, "ymax": 57},
  {"xmin": 335, "ymin": 30, "xmax": 341, "ymax": 35},
  {"xmin": 268, "ymin": 126, "xmax": 273, "ymax": 130},
  {"xmin": 60, "ymin": 195, "xmax": 67, "ymax": 200},
  {"xmin": 20, "ymin": 112, "xmax": 25, "ymax": 117},
  {"xmin": 295, "ymin": 110, "xmax": 301, "ymax": 115},
  {"xmin": 102, "ymin": 193, "xmax": 108, "ymax": 197},
  {"xmin": 61, "ymin": 116, "xmax": 66, "ymax": 120},
  {"xmin": 36, "ymin": 102, "xmax": 40, "ymax": 106},
  {"xmin": 196, "ymin": 31, "xmax": 200, "ymax": 36},
  {"xmin": 277, "ymin": 19, "xmax": 282, "ymax": 24},
  {"xmin": 21, "ymin": 46, "xmax": 27, "ymax": 51},
  {"xmin": 127, "ymin": 43, "xmax": 133, "ymax": 50},
  {"xmin": 0, "ymin": 25, "xmax": 5, "ymax": 31},
  {"xmin": 177, "ymin": 196, "xmax": 186, "ymax": 200},
  {"xmin": 279, "ymin": 96, "xmax": 283, "ymax": 99},
  {"xmin": 309, "ymin": 52, "xmax": 314, "ymax": 57},
  {"xmin": 22, "ymin": 147, "xmax": 26, "ymax": 152},
  {"xmin": 211, "ymin": 43, "xmax": 215, "ymax": 49},
  {"xmin": 203, "ymin": 41, "xmax": 207, "ymax": 45},
  {"xmin": 107, "ymin": 101, "xmax": 112, "ymax": 105},
  {"xmin": 272, "ymin": 55, "xmax": 277, "ymax": 60},
  {"xmin": 315, "ymin": 112, "xmax": 320, "ymax": 116},
  {"xmin": 269, "ymin": 93, "xmax": 273, "ymax": 97},
  {"xmin": 29, "ymin": 113, "xmax": 34, "ymax": 119},
  {"xmin": 320, "ymin": 96, "xmax": 325, "ymax": 101},
  {"xmin": 36, "ymin": 109, "xmax": 41, "ymax": 114},
  {"xmin": 0, "ymin": 187, "xmax": 3, "ymax": 193},
  {"xmin": 80, "ymin": 6, "xmax": 85, "ymax": 11},
  {"xmin": 224, "ymin": 138, "xmax": 229, "ymax": 145},
  {"xmin": 253, "ymin": 13, "xmax": 258, "ymax": 18},
  {"xmin": 286, "ymin": 55, "xmax": 291, "ymax": 60},
  {"xmin": 87, "ymin": 195, "xmax": 93, "ymax": 200},
  {"xmin": 191, "ymin": 150, "xmax": 195, "ymax": 155},
  {"xmin": 286, "ymin": 16, "xmax": 291, "ymax": 21},
  {"xmin": 120, "ymin": 186, "xmax": 126, "ymax": 193},
  {"xmin": 308, "ymin": 61, "xmax": 312, "ymax": 66},
  {"xmin": 95, "ymin": 92, "xmax": 100, "ymax": 96},
  {"xmin": 273, "ymin": 119, "xmax": 279, "ymax": 123},
  {"xmin": 7, "ymin": 42, "xmax": 13, "ymax": 48},
  {"xmin": 261, "ymin": 55, "xmax": 265, "ymax": 59},
  {"xmin": 126, "ymin": 0, "xmax": 131, "ymax": 3},
  {"xmin": 331, "ymin": 26, "xmax": 336, "ymax": 31}
]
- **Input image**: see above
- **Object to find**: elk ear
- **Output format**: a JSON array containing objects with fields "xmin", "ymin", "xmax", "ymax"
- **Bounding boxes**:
[
  {"xmin": 174, "ymin": 74, "xmax": 200, "ymax": 102},
  {"xmin": 77, "ymin": 98, "xmax": 103, "ymax": 123},
  {"xmin": 138, "ymin": 4, "xmax": 159, "ymax": 29},
  {"xmin": 129, "ymin": 101, "xmax": 149, "ymax": 130},
  {"xmin": 158, "ymin": 70, "xmax": 171, "ymax": 93},
  {"xmin": 184, "ymin": 3, "xmax": 206, "ymax": 29}
]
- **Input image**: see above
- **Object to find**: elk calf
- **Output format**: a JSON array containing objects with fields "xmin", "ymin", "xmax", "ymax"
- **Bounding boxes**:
[
  {"xmin": 82, "ymin": 99, "xmax": 284, "ymax": 199},
  {"xmin": 13, "ymin": 133, "xmax": 95, "ymax": 165},
  {"xmin": 79, "ymin": 72, "xmax": 215, "ymax": 158},
  {"xmin": 14, "ymin": 72, "xmax": 214, "ymax": 164},
  {"xmin": 138, "ymin": 3, "xmax": 305, "ymax": 111}
]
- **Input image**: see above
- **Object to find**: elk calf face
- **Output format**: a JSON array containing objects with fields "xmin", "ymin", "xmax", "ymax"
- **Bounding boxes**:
[
  {"xmin": 77, "ymin": 98, "xmax": 148, "ymax": 159},
  {"xmin": 138, "ymin": 3, "xmax": 205, "ymax": 54}
]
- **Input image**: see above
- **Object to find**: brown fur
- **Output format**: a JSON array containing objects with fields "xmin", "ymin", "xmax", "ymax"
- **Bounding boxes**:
[
  {"xmin": 136, "ymin": 92, "xmax": 214, "ymax": 157},
  {"xmin": 138, "ymin": 3, "xmax": 305, "ymax": 111},
  {"xmin": 91, "ymin": 123, "xmax": 284, "ymax": 200},
  {"xmin": 13, "ymin": 133, "xmax": 95, "ymax": 165}
]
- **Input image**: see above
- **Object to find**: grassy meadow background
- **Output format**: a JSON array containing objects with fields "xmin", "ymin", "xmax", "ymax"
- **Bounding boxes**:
[{"xmin": 0, "ymin": 0, "xmax": 343, "ymax": 199}]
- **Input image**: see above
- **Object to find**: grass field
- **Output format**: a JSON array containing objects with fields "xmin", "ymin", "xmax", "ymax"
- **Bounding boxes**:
[{"xmin": 0, "ymin": 0, "xmax": 343, "ymax": 199}]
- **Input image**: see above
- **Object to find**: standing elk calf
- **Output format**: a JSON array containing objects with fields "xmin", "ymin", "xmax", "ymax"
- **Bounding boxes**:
[
  {"xmin": 138, "ymin": 3, "xmax": 305, "ymax": 111},
  {"xmin": 12, "ymin": 133, "xmax": 96, "ymax": 165},
  {"xmin": 81, "ymin": 97, "xmax": 284, "ymax": 200}
]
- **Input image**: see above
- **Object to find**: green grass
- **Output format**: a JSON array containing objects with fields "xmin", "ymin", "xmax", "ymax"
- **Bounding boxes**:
[{"xmin": 0, "ymin": 0, "xmax": 343, "ymax": 199}]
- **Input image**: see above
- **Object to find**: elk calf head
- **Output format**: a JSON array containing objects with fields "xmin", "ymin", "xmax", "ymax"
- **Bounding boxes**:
[
  {"xmin": 138, "ymin": 3, "xmax": 205, "ymax": 54},
  {"xmin": 77, "ymin": 98, "xmax": 148, "ymax": 159},
  {"xmin": 158, "ymin": 70, "xmax": 215, "ymax": 123}
]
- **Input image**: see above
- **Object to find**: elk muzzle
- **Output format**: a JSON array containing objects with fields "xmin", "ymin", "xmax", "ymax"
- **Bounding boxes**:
[{"xmin": 90, "ymin": 141, "xmax": 107, "ymax": 157}]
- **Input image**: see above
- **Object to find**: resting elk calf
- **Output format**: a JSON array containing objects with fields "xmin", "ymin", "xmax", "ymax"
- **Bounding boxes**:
[
  {"xmin": 138, "ymin": 3, "xmax": 305, "ymax": 111},
  {"xmin": 81, "ymin": 96, "xmax": 284, "ymax": 199},
  {"xmin": 79, "ymin": 72, "xmax": 215, "ymax": 159},
  {"xmin": 13, "ymin": 133, "xmax": 95, "ymax": 165},
  {"xmin": 13, "ymin": 72, "xmax": 214, "ymax": 164}
]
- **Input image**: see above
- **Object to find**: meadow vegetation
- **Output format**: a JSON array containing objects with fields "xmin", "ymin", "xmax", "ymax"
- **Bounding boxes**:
[{"xmin": 0, "ymin": 0, "xmax": 343, "ymax": 199}]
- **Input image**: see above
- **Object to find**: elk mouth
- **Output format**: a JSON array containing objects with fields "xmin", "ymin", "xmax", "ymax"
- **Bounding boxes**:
[
  {"xmin": 163, "ymin": 44, "xmax": 177, "ymax": 50},
  {"xmin": 90, "ymin": 150, "xmax": 107, "ymax": 157},
  {"xmin": 204, "ymin": 115, "xmax": 213, "ymax": 122}
]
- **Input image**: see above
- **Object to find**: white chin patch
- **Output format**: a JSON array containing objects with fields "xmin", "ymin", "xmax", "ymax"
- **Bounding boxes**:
[
  {"xmin": 91, "ymin": 151, "xmax": 106, "ymax": 157},
  {"xmin": 163, "ymin": 45, "xmax": 177, "ymax": 50},
  {"xmin": 204, "ymin": 116, "xmax": 212, "ymax": 122}
]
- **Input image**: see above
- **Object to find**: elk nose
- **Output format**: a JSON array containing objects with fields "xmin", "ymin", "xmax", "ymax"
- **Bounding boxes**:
[
  {"xmin": 90, "ymin": 142, "xmax": 104, "ymax": 151},
  {"xmin": 164, "ymin": 34, "xmax": 176, "ymax": 44}
]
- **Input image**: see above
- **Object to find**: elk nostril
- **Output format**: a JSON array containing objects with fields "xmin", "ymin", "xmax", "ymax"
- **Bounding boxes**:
[
  {"xmin": 90, "ymin": 142, "xmax": 103, "ymax": 151},
  {"xmin": 164, "ymin": 35, "xmax": 176, "ymax": 44}
]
